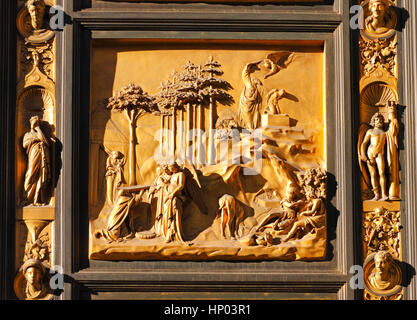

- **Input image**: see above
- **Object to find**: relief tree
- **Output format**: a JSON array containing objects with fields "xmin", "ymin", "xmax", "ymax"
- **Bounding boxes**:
[
  {"xmin": 200, "ymin": 56, "xmax": 233, "ymax": 164},
  {"xmin": 155, "ymin": 63, "xmax": 201, "ymax": 162},
  {"xmin": 107, "ymin": 83, "xmax": 156, "ymax": 185},
  {"xmin": 176, "ymin": 62, "xmax": 204, "ymax": 164},
  {"xmin": 154, "ymin": 75, "xmax": 183, "ymax": 159}
]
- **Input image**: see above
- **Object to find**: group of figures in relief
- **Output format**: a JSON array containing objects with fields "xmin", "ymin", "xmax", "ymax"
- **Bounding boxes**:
[
  {"xmin": 96, "ymin": 161, "xmax": 208, "ymax": 244},
  {"xmin": 95, "ymin": 161, "xmax": 327, "ymax": 247},
  {"xmin": 247, "ymin": 167, "xmax": 327, "ymax": 246},
  {"xmin": 93, "ymin": 50, "xmax": 328, "ymax": 249}
]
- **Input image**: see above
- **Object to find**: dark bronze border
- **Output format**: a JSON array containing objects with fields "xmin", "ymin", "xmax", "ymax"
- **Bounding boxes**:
[
  {"xmin": 52, "ymin": 0, "xmax": 357, "ymax": 300},
  {"xmin": 0, "ymin": 0, "xmax": 17, "ymax": 300}
]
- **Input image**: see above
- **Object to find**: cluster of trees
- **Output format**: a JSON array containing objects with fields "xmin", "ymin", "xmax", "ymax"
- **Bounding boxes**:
[{"xmin": 106, "ymin": 57, "xmax": 233, "ymax": 185}]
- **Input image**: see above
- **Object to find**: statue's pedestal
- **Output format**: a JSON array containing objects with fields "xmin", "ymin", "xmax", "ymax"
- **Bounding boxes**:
[
  {"xmin": 262, "ymin": 114, "xmax": 290, "ymax": 127},
  {"xmin": 362, "ymin": 200, "xmax": 401, "ymax": 212},
  {"xmin": 16, "ymin": 206, "xmax": 55, "ymax": 220}
]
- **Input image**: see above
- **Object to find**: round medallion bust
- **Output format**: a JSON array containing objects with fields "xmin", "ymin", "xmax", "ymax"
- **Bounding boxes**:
[
  {"xmin": 13, "ymin": 259, "xmax": 53, "ymax": 300},
  {"xmin": 361, "ymin": 0, "xmax": 397, "ymax": 40},
  {"xmin": 364, "ymin": 251, "xmax": 402, "ymax": 297},
  {"xmin": 16, "ymin": 0, "xmax": 55, "ymax": 44}
]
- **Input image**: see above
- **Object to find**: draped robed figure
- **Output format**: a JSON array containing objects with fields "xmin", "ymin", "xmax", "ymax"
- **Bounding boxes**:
[
  {"xmin": 238, "ymin": 62, "xmax": 263, "ymax": 130},
  {"xmin": 23, "ymin": 116, "xmax": 51, "ymax": 205}
]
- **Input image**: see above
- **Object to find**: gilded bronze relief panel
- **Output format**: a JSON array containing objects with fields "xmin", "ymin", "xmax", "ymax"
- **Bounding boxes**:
[{"xmin": 88, "ymin": 40, "xmax": 328, "ymax": 261}]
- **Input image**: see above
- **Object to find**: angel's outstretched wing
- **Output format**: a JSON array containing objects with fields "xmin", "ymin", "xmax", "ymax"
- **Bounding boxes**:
[
  {"xmin": 358, "ymin": 123, "xmax": 372, "ymax": 190},
  {"xmin": 264, "ymin": 52, "xmax": 295, "ymax": 79},
  {"xmin": 182, "ymin": 165, "xmax": 208, "ymax": 215},
  {"xmin": 266, "ymin": 51, "xmax": 294, "ymax": 66}
]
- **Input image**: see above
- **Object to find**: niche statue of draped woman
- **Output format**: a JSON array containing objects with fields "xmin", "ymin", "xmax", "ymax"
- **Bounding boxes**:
[{"xmin": 22, "ymin": 116, "xmax": 51, "ymax": 206}]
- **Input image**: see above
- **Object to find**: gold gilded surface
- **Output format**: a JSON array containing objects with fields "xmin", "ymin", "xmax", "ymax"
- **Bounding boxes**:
[
  {"xmin": 358, "ymin": 0, "xmax": 403, "ymax": 300},
  {"xmin": 16, "ymin": 0, "xmax": 55, "ymax": 44},
  {"xmin": 99, "ymin": 0, "xmax": 326, "ymax": 3},
  {"xmin": 14, "ymin": 0, "xmax": 56, "ymax": 300},
  {"xmin": 362, "ymin": 207, "xmax": 401, "ymax": 258},
  {"xmin": 361, "ymin": 0, "xmax": 398, "ymax": 40},
  {"xmin": 89, "ymin": 39, "xmax": 327, "ymax": 261},
  {"xmin": 363, "ymin": 251, "xmax": 403, "ymax": 298}
]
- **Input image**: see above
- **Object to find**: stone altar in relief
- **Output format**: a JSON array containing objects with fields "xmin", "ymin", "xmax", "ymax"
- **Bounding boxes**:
[{"xmin": 88, "ymin": 43, "xmax": 326, "ymax": 261}]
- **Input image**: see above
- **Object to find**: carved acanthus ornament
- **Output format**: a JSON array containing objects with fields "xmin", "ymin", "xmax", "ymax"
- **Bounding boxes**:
[
  {"xmin": 359, "ymin": 37, "xmax": 397, "ymax": 77},
  {"xmin": 363, "ymin": 207, "xmax": 401, "ymax": 258},
  {"xmin": 20, "ymin": 41, "xmax": 54, "ymax": 81}
]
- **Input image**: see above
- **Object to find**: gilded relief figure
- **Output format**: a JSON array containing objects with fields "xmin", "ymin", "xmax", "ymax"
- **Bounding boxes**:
[
  {"xmin": 273, "ymin": 182, "xmax": 304, "ymax": 233},
  {"xmin": 26, "ymin": 0, "xmax": 46, "ymax": 31},
  {"xmin": 105, "ymin": 150, "xmax": 126, "ymax": 205},
  {"xmin": 358, "ymin": 103, "xmax": 400, "ymax": 201},
  {"xmin": 282, "ymin": 168, "xmax": 326, "ymax": 242},
  {"xmin": 364, "ymin": 0, "xmax": 397, "ymax": 38},
  {"xmin": 264, "ymin": 89, "xmax": 287, "ymax": 115},
  {"xmin": 366, "ymin": 251, "xmax": 402, "ymax": 294},
  {"xmin": 14, "ymin": 224, "xmax": 52, "ymax": 300},
  {"xmin": 17, "ymin": 0, "xmax": 55, "ymax": 43},
  {"xmin": 238, "ymin": 52, "xmax": 294, "ymax": 129},
  {"xmin": 160, "ymin": 163, "xmax": 186, "ymax": 243},
  {"xmin": 253, "ymin": 168, "xmax": 326, "ymax": 244},
  {"xmin": 262, "ymin": 52, "xmax": 295, "ymax": 80},
  {"xmin": 144, "ymin": 162, "xmax": 207, "ymax": 243},
  {"xmin": 148, "ymin": 165, "xmax": 171, "ymax": 237},
  {"xmin": 216, "ymin": 194, "xmax": 244, "ymax": 240},
  {"xmin": 238, "ymin": 61, "xmax": 264, "ymax": 130},
  {"xmin": 22, "ymin": 116, "xmax": 51, "ymax": 206},
  {"xmin": 21, "ymin": 259, "xmax": 50, "ymax": 300},
  {"xmin": 359, "ymin": 112, "xmax": 388, "ymax": 201},
  {"xmin": 95, "ymin": 187, "xmax": 146, "ymax": 242},
  {"xmin": 386, "ymin": 102, "xmax": 400, "ymax": 199}
]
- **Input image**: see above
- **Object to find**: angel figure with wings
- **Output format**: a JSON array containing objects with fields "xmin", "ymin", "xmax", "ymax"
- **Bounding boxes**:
[
  {"xmin": 238, "ymin": 52, "xmax": 294, "ymax": 129},
  {"xmin": 358, "ymin": 102, "xmax": 400, "ymax": 201}
]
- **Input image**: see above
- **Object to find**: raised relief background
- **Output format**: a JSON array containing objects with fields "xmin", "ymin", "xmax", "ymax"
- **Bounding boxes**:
[{"xmin": 88, "ymin": 39, "xmax": 327, "ymax": 261}]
